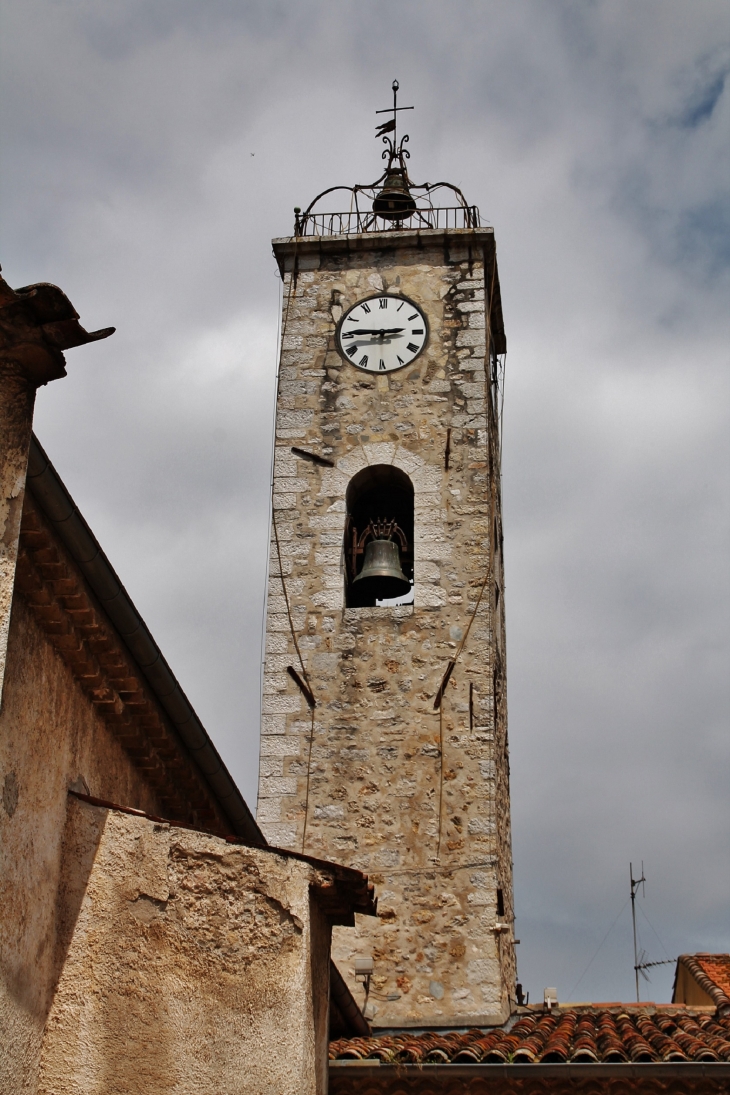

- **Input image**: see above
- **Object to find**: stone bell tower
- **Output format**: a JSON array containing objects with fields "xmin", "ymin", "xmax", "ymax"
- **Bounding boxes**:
[{"xmin": 257, "ymin": 84, "xmax": 515, "ymax": 1027}]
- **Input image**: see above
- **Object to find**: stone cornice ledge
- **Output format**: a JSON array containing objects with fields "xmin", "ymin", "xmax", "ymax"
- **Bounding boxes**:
[{"xmin": 272, "ymin": 228, "xmax": 496, "ymax": 273}]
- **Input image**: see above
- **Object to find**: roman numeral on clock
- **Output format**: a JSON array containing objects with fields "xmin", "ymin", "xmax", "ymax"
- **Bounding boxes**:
[
  {"xmin": 379, "ymin": 298, "xmax": 388, "ymax": 309},
  {"xmin": 359, "ymin": 355, "xmax": 369, "ymax": 367},
  {"xmin": 347, "ymin": 346, "xmax": 357, "ymax": 357},
  {"xmin": 411, "ymin": 329, "xmax": 424, "ymax": 335},
  {"xmin": 379, "ymin": 360, "xmax": 386, "ymax": 370},
  {"xmin": 407, "ymin": 343, "xmax": 419, "ymax": 353},
  {"xmin": 361, "ymin": 302, "xmax": 371, "ymax": 313}
]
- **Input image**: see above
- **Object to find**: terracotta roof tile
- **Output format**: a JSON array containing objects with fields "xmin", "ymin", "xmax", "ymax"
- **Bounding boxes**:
[
  {"xmin": 678, "ymin": 954, "xmax": 730, "ymax": 1013},
  {"xmin": 330, "ymin": 1008, "xmax": 730, "ymax": 1065}
]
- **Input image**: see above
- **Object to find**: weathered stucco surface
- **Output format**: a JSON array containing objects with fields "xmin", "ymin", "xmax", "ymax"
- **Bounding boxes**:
[
  {"xmin": 257, "ymin": 230, "xmax": 515, "ymax": 1026},
  {"xmin": 0, "ymin": 597, "xmax": 167, "ymax": 1094},
  {"xmin": 38, "ymin": 799, "xmax": 331, "ymax": 1095}
]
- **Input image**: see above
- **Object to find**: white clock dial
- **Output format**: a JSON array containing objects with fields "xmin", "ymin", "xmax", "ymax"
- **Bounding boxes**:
[{"xmin": 336, "ymin": 294, "xmax": 428, "ymax": 373}]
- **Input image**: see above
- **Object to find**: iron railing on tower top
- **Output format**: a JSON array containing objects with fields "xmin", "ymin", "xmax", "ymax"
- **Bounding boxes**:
[
  {"xmin": 292, "ymin": 179, "xmax": 488, "ymax": 238},
  {"xmin": 294, "ymin": 204, "xmax": 484, "ymax": 237}
]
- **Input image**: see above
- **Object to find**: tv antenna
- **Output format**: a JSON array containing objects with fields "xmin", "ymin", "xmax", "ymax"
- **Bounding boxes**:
[{"xmin": 630, "ymin": 862, "xmax": 675, "ymax": 1002}]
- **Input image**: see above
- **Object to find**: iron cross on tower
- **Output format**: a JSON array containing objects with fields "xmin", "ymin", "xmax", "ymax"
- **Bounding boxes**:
[{"xmin": 375, "ymin": 79, "xmax": 414, "ymax": 166}]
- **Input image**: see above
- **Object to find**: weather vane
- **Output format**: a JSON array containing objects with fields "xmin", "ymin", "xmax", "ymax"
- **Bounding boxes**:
[{"xmin": 375, "ymin": 79, "xmax": 414, "ymax": 167}]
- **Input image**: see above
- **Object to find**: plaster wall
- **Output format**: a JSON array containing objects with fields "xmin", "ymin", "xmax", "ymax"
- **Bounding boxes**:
[
  {"xmin": 673, "ymin": 966, "xmax": 715, "ymax": 1009},
  {"xmin": 257, "ymin": 231, "xmax": 515, "ymax": 1026},
  {"xmin": 38, "ymin": 798, "xmax": 331, "ymax": 1095},
  {"xmin": 0, "ymin": 597, "xmax": 166, "ymax": 1094}
]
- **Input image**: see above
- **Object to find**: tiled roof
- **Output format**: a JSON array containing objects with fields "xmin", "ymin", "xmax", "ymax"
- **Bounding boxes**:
[
  {"xmin": 678, "ymin": 955, "xmax": 730, "ymax": 1014},
  {"xmin": 330, "ymin": 1008, "xmax": 730, "ymax": 1064}
]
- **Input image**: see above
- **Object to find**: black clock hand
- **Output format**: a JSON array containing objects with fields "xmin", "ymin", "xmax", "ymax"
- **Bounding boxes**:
[{"xmin": 342, "ymin": 328, "xmax": 405, "ymax": 337}]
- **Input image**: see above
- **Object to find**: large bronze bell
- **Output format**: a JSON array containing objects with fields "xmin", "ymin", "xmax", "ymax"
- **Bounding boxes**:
[
  {"xmin": 353, "ymin": 539, "xmax": 411, "ymax": 598},
  {"xmin": 372, "ymin": 168, "xmax": 417, "ymax": 220}
]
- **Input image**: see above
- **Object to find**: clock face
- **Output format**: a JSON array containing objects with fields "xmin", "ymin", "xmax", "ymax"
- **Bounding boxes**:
[{"xmin": 336, "ymin": 294, "xmax": 428, "ymax": 373}]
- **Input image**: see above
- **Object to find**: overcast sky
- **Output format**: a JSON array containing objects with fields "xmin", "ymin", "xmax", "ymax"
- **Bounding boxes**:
[{"xmin": 2, "ymin": 0, "xmax": 728, "ymax": 1005}]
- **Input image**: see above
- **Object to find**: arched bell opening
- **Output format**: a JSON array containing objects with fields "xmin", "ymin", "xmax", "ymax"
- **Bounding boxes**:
[{"xmin": 344, "ymin": 465, "xmax": 414, "ymax": 608}]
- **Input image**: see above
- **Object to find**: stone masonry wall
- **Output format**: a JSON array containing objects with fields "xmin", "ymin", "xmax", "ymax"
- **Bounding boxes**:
[{"xmin": 257, "ymin": 230, "xmax": 516, "ymax": 1026}]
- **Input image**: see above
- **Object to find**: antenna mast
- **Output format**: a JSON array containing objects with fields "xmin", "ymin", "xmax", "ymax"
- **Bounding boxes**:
[{"xmin": 630, "ymin": 861, "xmax": 646, "ymax": 1003}]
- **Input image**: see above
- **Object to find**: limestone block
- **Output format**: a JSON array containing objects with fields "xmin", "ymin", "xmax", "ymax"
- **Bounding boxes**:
[
  {"xmin": 259, "ymin": 758, "xmax": 284, "ymax": 779},
  {"xmin": 467, "ymin": 889, "xmax": 494, "ymax": 906},
  {"xmin": 262, "ymin": 676, "xmax": 289, "ymax": 697},
  {"xmin": 262, "ymin": 695, "xmax": 303, "ymax": 715},
  {"xmin": 274, "ymin": 477, "xmax": 309, "ymax": 494},
  {"xmin": 268, "ymin": 614, "xmax": 295, "ymax": 633},
  {"xmin": 265, "ymin": 635, "xmax": 289, "ymax": 656},
  {"xmin": 416, "ymin": 560, "xmax": 441, "ymax": 582},
  {"xmin": 456, "ymin": 329, "xmax": 486, "ymax": 349},
  {"xmin": 456, "ymin": 382, "xmax": 487, "ymax": 398},
  {"xmin": 274, "ymin": 450, "xmax": 299, "ymax": 477},
  {"xmin": 260, "ymin": 776, "xmax": 299, "ymax": 797},
  {"xmin": 392, "ymin": 448, "xmax": 425, "ymax": 475},
  {"xmin": 318, "ymin": 469, "xmax": 350, "ymax": 495},
  {"xmin": 309, "ymin": 514, "xmax": 348, "ymax": 530},
  {"xmin": 314, "ymin": 548, "xmax": 343, "ymax": 566},
  {"xmin": 279, "ymin": 380, "xmax": 318, "ymax": 396},
  {"xmin": 417, "ymin": 586, "xmax": 448, "ymax": 608},
  {"xmin": 411, "ymin": 467, "xmax": 443, "ymax": 493},
  {"xmin": 363, "ymin": 442, "xmax": 396, "ymax": 466},
  {"xmin": 269, "ymin": 577, "xmax": 304, "ymax": 597},
  {"xmin": 277, "ymin": 410, "xmax": 314, "ymax": 429},
  {"xmin": 260, "ymin": 823, "xmax": 298, "ymax": 847},
  {"xmin": 256, "ymin": 799, "xmax": 282, "ymax": 822},
  {"xmin": 260, "ymin": 736, "xmax": 301, "ymax": 758},
  {"xmin": 276, "ymin": 428, "xmax": 308, "ymax": 440},
  {"xmin": 268, "ymin": 554, "xmax": 293, "ymax": 577},
  {"xmin": 417, "ymin": 541, "xmax": 453, "ymax": 561},
  {"xmin": 414, "ymin": 493, "xmax": 442, "ymax": 513},
  {"xmin": 335, "ymin": 450, "xmax": 368, "ymax": 478},
  {"xmin": 467, "ymin": 957, "xmax": 500, "ymax": 985},
  {"xmin": 261, "ymin": 714, "xmax": 287, "ymax": 735},
  {"xmin": 311, "ymin": 590, "xmax": 343, "ymax": 610}
]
